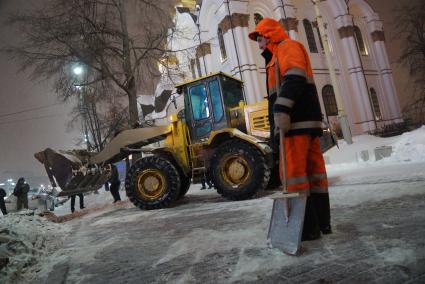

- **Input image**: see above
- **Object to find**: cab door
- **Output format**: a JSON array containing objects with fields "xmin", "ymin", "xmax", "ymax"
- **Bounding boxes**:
[
  {"xmin": 187, "ymin": 82, "xmax": 213, "ymax": 143},
  {"xmin": 186, "ymin": 78, "xmax": 227, "ymax": 143}
]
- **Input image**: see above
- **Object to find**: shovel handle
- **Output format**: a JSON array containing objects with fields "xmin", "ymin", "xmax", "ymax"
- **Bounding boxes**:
[{"xmin": 279, "ymin": 130, "xmax": 287, "ymax": 193}]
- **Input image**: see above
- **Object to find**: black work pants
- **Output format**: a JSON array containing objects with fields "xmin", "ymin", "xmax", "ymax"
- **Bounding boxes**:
[
  {"xmin": 17, "ymin": 195, "xmax": 28, "ymax": 210},
  {"xmin": 110, "ymin": 182, "xmax": 121, "ymax": 202},
  {"xmin": 302, "ymin": 193, "xmax": 332, "ymax": 239},
  {"xmin": 71, "ymin": 194, "xmax": 84, "ymax": 212},
  {"xmin": 0, "ymin": 199, "xmax": 7, "ymax": 215}
]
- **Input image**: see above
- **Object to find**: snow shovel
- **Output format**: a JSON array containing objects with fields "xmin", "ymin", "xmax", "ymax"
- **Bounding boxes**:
[{"xmin": 267, "ymin": 130, "xmax": 307, "ymax": 255}]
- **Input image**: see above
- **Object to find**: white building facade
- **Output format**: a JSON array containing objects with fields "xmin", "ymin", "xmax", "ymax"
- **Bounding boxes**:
[{"xmin": 154, "ymin": 0, "xmax": 402, "ymax": 135}]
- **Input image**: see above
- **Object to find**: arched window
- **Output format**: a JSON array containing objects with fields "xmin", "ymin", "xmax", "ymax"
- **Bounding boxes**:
[
  {"xmin": 315, "ymin": 26, "xmax": 324, "ymax": 50},
  {"xmin": 370, "ymin": 88, "xmax": 382, "ymax": 121},
  {"xmin": 254, "ymin": 13, "xmax": 263, "ymax": 26},
  {"xmin": 217, "ymin": 28, "xmax": 227, "ymax": 61},
  {"xmin": 322, "ymin": 85, "xmax": 338, "ymax": 116},
  {"xmin": 303, "ymin": 19, "xmax": 318, "ymax": 53},
  {"xmin": 354, "ymin": 26, "xmax": 368, "ymax": 56}
]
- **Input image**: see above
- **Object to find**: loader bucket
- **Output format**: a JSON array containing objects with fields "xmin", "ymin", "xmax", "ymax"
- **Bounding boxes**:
[
  {"xmin": 35, "ymin": 126, "xmax": 171, "ymax": 197},
  {"xmin": 34, "ymin": 148, "xmax": 82, "ymax": 190},
  {"xmin": 34, "ymin": 148, "xmax": 108, "ymax": 196},
  {"xmin": 89, "ymin": 125, "xmax": 170, "ymax": 164},
  {"xmin": 56, "ymin": 171, "xmax": 111, "ymax": 197}
]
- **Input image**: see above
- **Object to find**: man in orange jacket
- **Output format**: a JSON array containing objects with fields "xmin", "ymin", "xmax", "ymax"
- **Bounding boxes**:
[{"xmin": 249, "ymin": 18, "xmax": 331, "ymax": 241}]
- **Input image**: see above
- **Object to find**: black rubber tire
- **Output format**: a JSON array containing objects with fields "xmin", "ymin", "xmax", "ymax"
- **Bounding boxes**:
[
  {"xmin": 177, "ymin": 174, "xmax": 191, "ymax": 199},
  {"xmin": 211, "ymin": 140, "xmax": 270, "ymax": 200},
  {"xmin": 156, "ymin": 152, "xmax": 191, "ymax": 200},
  {"xmin": 125, "ymin": 156, "xmax": 181, "ymax": 210}
]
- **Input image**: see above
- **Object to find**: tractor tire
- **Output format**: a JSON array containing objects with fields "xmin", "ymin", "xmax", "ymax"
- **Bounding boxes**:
[
  {"xmin": 156, "ymin": 152, "xmax": 191, "ymax": 200},
  {"xmin": 177, "ymin": 174, "xmax": 191, "ymax": 199},
  {"xmin": 125, "ymin": 156, "xmax": 181, "ymax": 210},
  {"xmin": 211, "ymin": 140, "xmax": 270, "ymax": 200}
]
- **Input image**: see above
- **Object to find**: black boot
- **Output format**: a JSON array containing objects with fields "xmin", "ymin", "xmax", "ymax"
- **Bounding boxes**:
[
  {"xmin": 312, "ymin": 193, "xmax": 332, "ymax": 234},
  {"xmin": 302, "ymin": 196, "xmax": 321, "ymax": 241}
]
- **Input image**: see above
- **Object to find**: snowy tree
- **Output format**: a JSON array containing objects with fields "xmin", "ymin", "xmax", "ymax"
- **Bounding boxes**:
[
  {"xmin": 3, "ymin": 0, "xmax": 179, "ymax": 128},
  {"xmin": 395, "ymin": 1, "xmax": 425, "ymax": 123}
]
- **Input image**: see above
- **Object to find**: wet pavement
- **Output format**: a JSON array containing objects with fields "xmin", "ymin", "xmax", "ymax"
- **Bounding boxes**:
[{"xmin": 35, "ymin": 180, "xmax": 425, "ymax": 284}]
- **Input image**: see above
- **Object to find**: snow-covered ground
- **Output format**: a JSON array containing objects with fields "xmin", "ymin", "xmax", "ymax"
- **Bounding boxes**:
[{"xmin": 1, "ymin": 126, "xmax": 424, "ymax": 283}]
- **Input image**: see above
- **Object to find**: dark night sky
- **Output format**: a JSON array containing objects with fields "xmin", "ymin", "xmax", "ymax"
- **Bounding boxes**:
[{"xmin": 0, "ymin": 0, "xmax": 80, "ymax": 181}]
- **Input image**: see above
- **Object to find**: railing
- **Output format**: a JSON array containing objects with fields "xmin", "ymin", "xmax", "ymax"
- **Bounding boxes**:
[{"xmin": 368, "ymin": 119, "xmax": 421, "ymax": 137}]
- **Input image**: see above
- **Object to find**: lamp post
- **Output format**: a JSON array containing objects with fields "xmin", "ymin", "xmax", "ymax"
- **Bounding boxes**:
[
  {"xmin": 312, "ymin": 0, "xmax": 353, "ymax": 144},
  {"xmin": 73, "ymin": 65, "xmax": 90, "ymax": 151}
]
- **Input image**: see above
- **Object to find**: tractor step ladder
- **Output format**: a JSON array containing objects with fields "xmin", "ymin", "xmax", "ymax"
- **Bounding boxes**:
[{"xmin": 188, "ymin": 143, "xmax": 208, "ymax": 183}]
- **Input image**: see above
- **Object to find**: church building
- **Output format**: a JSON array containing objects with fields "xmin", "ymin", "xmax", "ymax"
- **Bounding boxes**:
[{"xmin": 142, "ymin": 0, "xmax": 403, "ymax": 135}]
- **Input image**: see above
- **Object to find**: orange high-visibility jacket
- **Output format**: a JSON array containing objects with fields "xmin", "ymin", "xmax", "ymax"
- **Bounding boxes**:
[{"xmin": 249, "ymin": 18, "xmax": 323, "ymax": 137}]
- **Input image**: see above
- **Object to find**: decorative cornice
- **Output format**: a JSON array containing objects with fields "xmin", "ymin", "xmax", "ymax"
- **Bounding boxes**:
[
  {"xmin": 371, "ymin": 30, "xmax": 385, "ymax": 42},
  {"xmin": 218, "ymin": 13, "xmax": 250, "ymax": 34},
  {"xmin": 196, "ymin": 42, "xmax": 211, "ymax": 58},
  {"xmin": 338, "ymin": 26, "xmax": 354, "ymax": 39},
  {"xmin": 279, "ymin": 17, "xmax": 298, "ymax": 32}
]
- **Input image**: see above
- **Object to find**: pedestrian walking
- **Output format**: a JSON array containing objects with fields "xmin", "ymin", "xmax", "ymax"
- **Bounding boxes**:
[
  {"xmin": 13, "ymin": 177, "xmax": 29, "ymax": 210},
  {"xmin": 107, "ymin": 164, "xmax": 121, "ymax": 203},
  {"xmin": 249, "ymin": 18, "xmax": 332, "ymax": 241},
  {"xmin": 0, "ymin": 188, "xmax": 7, "ymax": 215}
]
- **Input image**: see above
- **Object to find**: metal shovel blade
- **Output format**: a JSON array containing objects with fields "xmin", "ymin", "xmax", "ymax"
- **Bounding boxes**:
[{"xmin": 267, "ymin": 195, "xmax": 307, "ymax": 255}]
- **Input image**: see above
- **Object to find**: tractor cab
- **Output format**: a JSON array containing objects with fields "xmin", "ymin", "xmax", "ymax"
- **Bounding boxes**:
[{"xmin": 176, "ymin": 72, "xmax": 245, "ymax": 143}]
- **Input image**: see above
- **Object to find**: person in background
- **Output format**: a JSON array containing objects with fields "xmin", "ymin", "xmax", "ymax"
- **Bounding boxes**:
[
  {"xmin": 0, "ymin": 188, "xmax": 7, "ymax": 215},
  {"xmin": 70, "ymin": 193, "xmax": 85, "ymax": 213},
  {"xmin": 13, "ymin": 177, "xmax": 29, "ymax": 210},
  {"xmin": 200, "ymin": 175, "xmax": 213, "ymax": 190},
  {"xmin": 107, "ymin": 163, "xmax": 121, "ymax": 203}
]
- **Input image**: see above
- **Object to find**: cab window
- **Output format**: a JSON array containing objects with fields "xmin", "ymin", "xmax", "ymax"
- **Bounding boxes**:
[
  {"xmin": 208, "ymin": 80, "xmax": 224, "ymax": 122},
  {"xmin": 221, "ymin": 76, "xmax": 244, "ymax": 108},
  {"xmin": 189, "ymin": 84, "xmax": 210, "ymax": 120}
]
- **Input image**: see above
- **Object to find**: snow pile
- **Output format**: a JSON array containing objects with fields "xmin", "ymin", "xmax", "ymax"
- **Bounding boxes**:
[
  {"xmin": 388, "ymin": 125, "xmax": 425, "ymax": 163},
  {"xmin": 0, "ymin": 211, "xmax": 71, "ymax": 283},
  {"xmin": 326, "ymin": 125, "xmax": 425, "ymax": 165}
]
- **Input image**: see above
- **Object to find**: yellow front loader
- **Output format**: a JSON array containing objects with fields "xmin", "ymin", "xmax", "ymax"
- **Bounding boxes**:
[{"xmin": 35, "ymin": 72, "xmax": 336, "ymax": 210}]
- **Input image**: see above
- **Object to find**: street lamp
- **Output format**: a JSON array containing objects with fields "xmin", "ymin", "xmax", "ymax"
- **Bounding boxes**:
[
  {"xmin": 72, "ymin": 64, "xmax": 90, "ymax": 151},
  {"xmin": 73, "ymin": 66, "xmax": 84, "ymax": 76}
]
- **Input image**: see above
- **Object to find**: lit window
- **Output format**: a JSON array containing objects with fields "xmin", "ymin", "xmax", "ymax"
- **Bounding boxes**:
[
  {"xmin": 322, "ymin": 85, "xmax": 338, "ymax": 116},
  {"xmin": 303, "ymin": 19, "xmax": 318, "ymax": 53},
  {"xmin": 217, "ymin": 28, "xmax": 228, "ymax": 61},
  {"xmin": 354, "ymin": 26, "xmax": 368, "ymax": 56}
]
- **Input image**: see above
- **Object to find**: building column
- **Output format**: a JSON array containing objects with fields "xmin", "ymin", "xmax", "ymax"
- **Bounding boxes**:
[
  {"xmin": 196, "ymin": 42, "xmax": 212, "ymax": 76},
  {"xmin": 272, "ymin": 0, "xmax": 299, "ymax": 40},
  {"xmin": 336, "ymin": 14, "xmax": 376, "ymax": 133},
  {"xmin": 219, "ymin": 13, "xmax": 262, "ymax": 104},
  {"xmin": 367, "ymin": 16, "xmax": 403, "ymax": 123}
]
